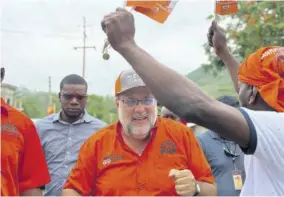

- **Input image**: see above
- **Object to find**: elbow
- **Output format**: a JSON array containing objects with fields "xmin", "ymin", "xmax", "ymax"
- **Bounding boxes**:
[{"xmin": 180, "ymin": 98, "xmax": 216, "ymax": 125}]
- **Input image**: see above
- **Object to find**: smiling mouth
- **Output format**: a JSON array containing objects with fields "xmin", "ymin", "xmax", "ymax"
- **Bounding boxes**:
[{"xmin": 132, "ymin": 117, "xmax": 147, "ymax": 121}]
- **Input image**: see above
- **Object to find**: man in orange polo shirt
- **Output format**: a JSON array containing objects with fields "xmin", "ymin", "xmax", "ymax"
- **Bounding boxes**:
[
  {"xmin": 1, "ymin": 67, "xmax": 51, "ymax": 196},
  {"xmin": 62, "ymin": 69, "xmax": 216, "ymax": 196}
]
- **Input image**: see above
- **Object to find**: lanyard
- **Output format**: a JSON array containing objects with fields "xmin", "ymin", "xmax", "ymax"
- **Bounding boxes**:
[{"xmin": 222, "ymin": 140, "xmax": 238, "ymax": 170}]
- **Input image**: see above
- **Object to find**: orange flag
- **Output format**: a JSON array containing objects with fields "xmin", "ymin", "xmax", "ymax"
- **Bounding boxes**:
[
  {"xmin": 125, "ymin": 1, "xmax": 170, "ymax": 9},
  {"xmin": 126, "ymin": 1, "xmax": 157, "ymax": 9},
  {"xmin": 215, "ymin": 0, "xmax": 238, "ymax": 15},
  {"xmin": 125, "ymin": 0, "xmax": 177, "ymax": 23}
]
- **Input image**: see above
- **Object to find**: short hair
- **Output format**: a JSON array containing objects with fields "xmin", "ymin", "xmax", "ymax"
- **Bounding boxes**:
[
  {"xmin": 217, "ymin": 95, "xmax": 239, "ymax": 107},
  {"xmin": 60, "ymin": 74, "xmax": 88, "ymax": 91}
]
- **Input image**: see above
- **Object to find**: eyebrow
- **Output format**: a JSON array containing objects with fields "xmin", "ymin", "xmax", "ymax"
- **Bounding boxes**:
[
  {"xmin": 62, "ymin": 92, "xmax": 87, "ymax": 95},
  {"xmin": 123, "ymin": 96, "xmax": 152, "ymax": 99}
]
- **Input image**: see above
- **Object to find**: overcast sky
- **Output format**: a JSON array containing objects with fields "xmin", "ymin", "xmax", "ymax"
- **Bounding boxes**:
[{"xmin": 1, "ymin": 0, "xmax": 214, "ymax": 96}]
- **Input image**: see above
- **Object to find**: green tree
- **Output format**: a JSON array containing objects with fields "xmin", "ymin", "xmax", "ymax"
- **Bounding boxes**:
[
  {"xmin": 18, "ymin": 87, "xmax": 118, "ymax": 124},
  {"xmin": 204, "ymin": 1, "xmax": 284, "ymax": 71}
]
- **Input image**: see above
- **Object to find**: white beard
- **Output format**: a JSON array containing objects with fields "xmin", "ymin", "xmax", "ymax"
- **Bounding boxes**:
[{"xmin": 118, "ymin": 106, "xmax": 158, "ymax": 140}]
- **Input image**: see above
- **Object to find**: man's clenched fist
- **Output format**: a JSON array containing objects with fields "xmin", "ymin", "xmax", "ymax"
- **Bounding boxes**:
[
  {"xmin": 207, "ymin": 20, "xmax": 229, "ymax": 56},
  {"xmin": 101, "ymin": 8, "xmax": 136, "ymax": 52},
  {"xmin": 169, "ymin": 169, "xmax": 197, "ymax": 196}
]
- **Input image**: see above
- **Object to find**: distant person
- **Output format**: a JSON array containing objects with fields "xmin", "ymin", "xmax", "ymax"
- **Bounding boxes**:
[
  {"xmin": 61, "ymin": 69, "xmax": 216, "ymax": 196},
  {"xmin": 197, "ymin": 96, "xmax": 245, "ymax": 196},
  {"xmin": 161, "ymin": 106, "xmax": 187, "ymax": 125},
  {"xmin": 1, "ymin": 67, "xmax": 50, "ymax": 196},
  {"xmin": 161, "ymin": 106, "xmax": 180, "ymax": 121},
  {"xmin": 35, "ymin": 74, "xmax": 107, "ymax": 196}
]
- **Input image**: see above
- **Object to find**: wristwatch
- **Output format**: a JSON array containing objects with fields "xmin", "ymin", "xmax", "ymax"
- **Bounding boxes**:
[{"xmin": 193, "ymin": 182, "xmax": 201, "ymax": 196}]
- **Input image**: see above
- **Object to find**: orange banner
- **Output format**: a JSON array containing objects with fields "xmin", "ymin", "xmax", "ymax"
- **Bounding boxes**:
[
  {"xmin": 215, "ymin": 0, "xmax": 238, "ymax": 15},
  {"xmin": 126, "ymin": 0, "xmax": 177, "ymax": 23}
]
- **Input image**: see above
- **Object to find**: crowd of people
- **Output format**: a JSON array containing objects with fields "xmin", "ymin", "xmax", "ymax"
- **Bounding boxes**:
[{"xmin": 1, "ymin": 7, "xmax": 284, "ymax": 196}]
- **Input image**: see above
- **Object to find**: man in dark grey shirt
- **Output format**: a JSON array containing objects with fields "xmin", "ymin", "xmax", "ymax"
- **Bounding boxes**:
[{"xmin": 197, "ymin": 96, "xmax": 246, "ymax": 196}]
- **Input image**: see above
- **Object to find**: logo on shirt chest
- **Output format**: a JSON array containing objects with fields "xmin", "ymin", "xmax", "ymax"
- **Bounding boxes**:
[
  {"xmin": 160, "ymin": 140, "xmax": 177, "ymax": 155},
  {"xmin": 1, "ymin": 123, "xmax": 19, "ymax": 136},
  {"xmin": 102, "ymin": 154, "xmax": 124, "ymax": 166}
]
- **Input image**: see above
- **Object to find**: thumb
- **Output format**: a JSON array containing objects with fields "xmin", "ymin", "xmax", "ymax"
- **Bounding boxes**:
[
  {"xmin": 168, "ymin": 169, "xmax": 179, "ymax": 179},
  {"xmin": 211, "ymin": 20, "xmax": 218, "ymax": 31}
]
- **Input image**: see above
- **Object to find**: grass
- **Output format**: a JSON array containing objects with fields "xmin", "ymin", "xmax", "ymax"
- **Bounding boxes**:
[{"xmin": 186, "ymin": 67, "xmax": 237, "ymax": 98}]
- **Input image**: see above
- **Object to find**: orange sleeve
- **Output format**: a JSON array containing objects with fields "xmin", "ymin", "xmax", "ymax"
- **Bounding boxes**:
[
  {"xmin": 18, "ymin": 118, "xmax": 51, "ymax": 192},
  {"xmin": 63, "ymin": 137, "xmax": 96, "ymax": 196},
  {"xmin": 183, "ymin": 128, "xmax": 215, "ymax": 184}
]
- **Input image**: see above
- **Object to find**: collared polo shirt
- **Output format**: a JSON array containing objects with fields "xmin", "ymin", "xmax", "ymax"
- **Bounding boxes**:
[
  {"xmin": 64, "ymin": 117, "xmax": 214, "ymax": 196},
  {"xmin": 35, "ymin": 111, "xmax": 107, "ymax": 196},
  {"xmin": 1, "ymin": 98, "xmax": 50, "ymax": 196},
  {"xmin": 197, "ymin": 131, "xmax": 245, "ymax": 196}
]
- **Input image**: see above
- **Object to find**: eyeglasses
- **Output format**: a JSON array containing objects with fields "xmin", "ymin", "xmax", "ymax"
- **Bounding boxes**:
[
  {"xmin": 120, "ymin": 97, "xmax": 155, "ymax": 107},
  {"xmin": 60, "ymin": 92, "xmax": 87, "ymax": 101}
]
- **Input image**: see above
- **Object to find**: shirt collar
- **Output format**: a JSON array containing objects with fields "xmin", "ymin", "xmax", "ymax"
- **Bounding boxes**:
[
  {"xmin": 209, "ymin": 130, "xmax": 231, "ymax": 142},
  {"xmin": 1, "ymin": 97, "xmax": 8, "ymax": 116},
  {"xmin": 52, "ymin": 110, "xmax": 93, "ymax": 123},
  {"xmin": 209, "ymin": 130, "xmax": 220, "ymax": 139}
]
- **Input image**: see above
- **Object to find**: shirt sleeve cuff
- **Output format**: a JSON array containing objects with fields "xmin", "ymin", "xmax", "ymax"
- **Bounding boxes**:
[{"xmin": 238, "ymin": 108, "xmax": 257, "ymax": 155}]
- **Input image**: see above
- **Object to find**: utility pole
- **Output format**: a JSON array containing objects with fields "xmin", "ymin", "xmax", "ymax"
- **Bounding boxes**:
[
  {"xmin": 48, "ymin": 76, "xmax": 52, "ymax": 106},
  {"xmin": 74, "ymin": 16, "xmax": 96, "ymax": 79}
]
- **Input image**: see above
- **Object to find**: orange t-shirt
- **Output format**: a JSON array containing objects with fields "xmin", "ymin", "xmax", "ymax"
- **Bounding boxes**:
[
  {"xmin": 1, "ymin": 98, "xmax": 50, "ymax": 196},
  {"xmin": 64, "ymin": 117, "xmax": 214, "ymax": 196}
]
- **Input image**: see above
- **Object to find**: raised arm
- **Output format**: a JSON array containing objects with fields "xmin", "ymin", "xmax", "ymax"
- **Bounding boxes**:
[
  {"xmin": 208, "ymin": 21, "xmax": 240, "ymax": 92},
  {"xmin": 101, "ymin": 8, "xmax": 251, "ymax": 148}
]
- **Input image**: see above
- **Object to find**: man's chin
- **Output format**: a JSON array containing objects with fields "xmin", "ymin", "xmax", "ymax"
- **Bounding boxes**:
[
  {"xmin": 132, "ymin": 131, "xmax": 151, "ymax": 140},
  {"xmin": 66, "ymin": 112, "xmax": 82, "ymax": 119}
]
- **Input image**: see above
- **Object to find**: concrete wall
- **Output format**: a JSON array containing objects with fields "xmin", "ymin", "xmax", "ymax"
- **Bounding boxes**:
[{"xmin": 1, "ymin": 83, "xmax": 23, "ymax": 111}]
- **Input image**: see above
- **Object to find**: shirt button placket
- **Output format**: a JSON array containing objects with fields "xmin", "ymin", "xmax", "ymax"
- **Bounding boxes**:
[
  {"xmin": 64, "ymin": 125, "xmax": 73, "ymax": 174},
  {"xmin": 137, "ymin": 158, "xmax": 146, "ymax": 195}
]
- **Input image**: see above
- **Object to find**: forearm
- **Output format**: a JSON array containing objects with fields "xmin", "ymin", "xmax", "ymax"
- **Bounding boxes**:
[
  {"xmin": 218, "ymin": 49, "xmax": 240, "ymax": 92},
  {"xmin": 20, "ymin": 188, "xmax": 42, "ymax": 196},
  {"xmin": 118, "ymin": 43, "xmax": 214, "ymax": 121},
  {"xmin": 61, "ymin": 189, "xmax": 81, "ymax": 196},
  {"xmin": 197, "ymin": 181, "xmax": 217, "ymax": 196}
]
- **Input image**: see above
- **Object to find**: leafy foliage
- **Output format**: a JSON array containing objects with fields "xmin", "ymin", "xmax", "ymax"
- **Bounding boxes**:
[
  {"xmin": 204, "ymin": 1, "xmax": 284, "ymax": 71},
  {"xmin": 186, "ymin": 67, "xmax": 237, "ymax": 98},
  {"xmin": 18, "ymin": 87, "xmax": 118, "ymax": 124}
]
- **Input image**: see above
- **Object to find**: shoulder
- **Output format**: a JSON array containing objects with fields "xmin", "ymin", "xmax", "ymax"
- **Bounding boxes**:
[
  {"xmin": 159, "ymin": 117, "xmax": 192, "ymax": 130},
  {"xmin": 88, "ymin": 116, "xmax": 108, "ymax": 128},
  {"xmin": 239, "ymin": 107, "xmax": 284, "ymax": 124},
  {"xmin": 196, "ymin": 131, "xmax": 212, "ymax": 141},
  {"xmin": 238, "ymin": 107, "xmax": 284, "ymax": 155},
  {"xmin": 238, "ymin": 107, "xmax": 284, "ymax": 137},
  {"xmin": 157, "ymin": 117, "xmax": 195, "ymax": 140},
  {"xmin": 6, "ymin": 107, "xmax": 37, "ymax": 135},
  {"xmin": 35, "ymin": 113, "xmax": 58, "ymax": 130}
]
